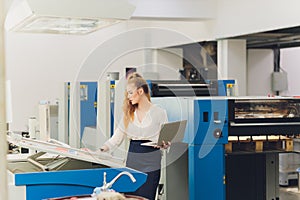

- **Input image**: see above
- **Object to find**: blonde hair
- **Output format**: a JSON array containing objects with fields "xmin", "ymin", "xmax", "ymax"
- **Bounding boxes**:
[{"xmin": 123, "ymin": 72, "xmax": 151, "ymax": 129}]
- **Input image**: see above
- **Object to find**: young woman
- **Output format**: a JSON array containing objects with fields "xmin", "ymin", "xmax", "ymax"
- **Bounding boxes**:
[{"xmin": 100, "ymin": 72, "xmax": 170, "ymax": 200}]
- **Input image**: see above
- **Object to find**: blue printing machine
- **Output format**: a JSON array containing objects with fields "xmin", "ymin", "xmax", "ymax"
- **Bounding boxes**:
[
  {"xmin": 77, "ymin": 81, "xmax": 115, "ymax": 139},
  {"xmin": 188, "ymin": 98, "xmax": 228, "ymax": 200},
  {"xmin": 79, "ymin": 82, "xmax": 98, "ymax": 139},
  {"xmin": 153, "ymin": 97, "xmax": 228, "ymax": 200},
  {"xmin": 72, "ymin": 79, "xmax": 299, "ymax": 200},
  {"xmin": 13, "ymin": 167, "xmax": 146, "ymax": 200},
  {"xmin": 7, "ymin": 136, "xmax": 147, "ymax": 200},
  {"xmin": 153, "ymin": 96, "xmax": 300, "ymax": 200},
  {"xmin": 67, "ymin": 82, "xmax": 98, "ymax": 139}
]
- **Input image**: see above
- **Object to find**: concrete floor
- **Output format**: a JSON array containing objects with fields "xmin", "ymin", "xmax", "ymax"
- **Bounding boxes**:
[{"xmin": 280, "ymin": 186, "xmax": 300, "ymax": 200}]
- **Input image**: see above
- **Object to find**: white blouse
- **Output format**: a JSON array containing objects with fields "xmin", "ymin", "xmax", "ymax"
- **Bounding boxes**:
[{"xmin": 104, "ymin": 104, "xmax": 168, "ymax": 150}]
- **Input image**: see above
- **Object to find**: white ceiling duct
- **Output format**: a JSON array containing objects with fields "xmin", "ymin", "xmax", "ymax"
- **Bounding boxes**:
[{"xmin": 11, "ymin": 0, "xmax": 136, "ymax": 34}]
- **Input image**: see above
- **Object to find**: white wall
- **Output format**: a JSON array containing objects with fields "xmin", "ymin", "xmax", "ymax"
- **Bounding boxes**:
[
  {"xmin": 281, "ymin": 47, "xmax": 300, "ymax": 96},
  {"xmin": 130, "ymin": 0, "xmax": 217, "ymax": 20},
  {"xmin": 246, "ymin": 48, "xmax": 300, "ymax": 97},
  {"xmin": 247, "ymin": 49, "xmax": 273, "ymax": 96},
  {"xmin": 130, "ymin": 0, "xmax": 300, "ymax": 40},
  {"xmin": 218, "ymin": 40, "xmax": 247, "ymax": 96},
  {"xmin": 213, "ymin": 0, "xmax": 300, "ymax": 39},
  {"xmin": 6, "ymin": 22, "xmax": 129, "ymax": 131},
  {"xmin": 6, "ymin": 23, "xmax": 192, "ymax": 131},
  {"xmin": 155, "ymin": 48, "xmax": 183, "ymax": 80}
]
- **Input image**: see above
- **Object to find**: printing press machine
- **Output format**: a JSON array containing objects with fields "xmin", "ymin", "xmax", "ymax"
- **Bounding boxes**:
[
  {"xmin": 152, "ymin": 96, "xmax": 300, "ymax": 200},
  {"xmin": 149, "ymin": 80, "xmax": 218, "ymax": 97},
  {"xmin": 7, "ymin": 134, "xmax": 147, "ymax": 200}
]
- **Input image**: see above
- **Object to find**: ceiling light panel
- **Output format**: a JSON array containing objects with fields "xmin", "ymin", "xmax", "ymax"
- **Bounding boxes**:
[
  {"xmin": 11, "ymin": 0, "xmax": 135, "ymax": 34},
  {"xmin": 13, "ymin": 15, "xmax": 119, "ymax": 34}
]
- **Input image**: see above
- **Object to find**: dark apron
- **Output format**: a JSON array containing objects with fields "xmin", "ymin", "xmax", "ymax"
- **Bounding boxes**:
[{"xmin": 126, "ymin": 140, "xmax": 161, "ymax": 200}]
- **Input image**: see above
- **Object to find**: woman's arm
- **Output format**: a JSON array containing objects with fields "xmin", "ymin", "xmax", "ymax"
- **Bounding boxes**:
[{"xmin": 101, "ymin": 128, "xmax": 125, "ymax": 152}]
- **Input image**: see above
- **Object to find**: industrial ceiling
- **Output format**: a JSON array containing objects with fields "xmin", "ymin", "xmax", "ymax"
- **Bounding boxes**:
[{"xmin": 231, "ymin": 26, "xmax": 300, "ymax": 49}]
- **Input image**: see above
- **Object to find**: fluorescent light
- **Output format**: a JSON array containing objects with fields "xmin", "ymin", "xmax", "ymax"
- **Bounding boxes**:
[
  {"xmin": 11, "ymin": 0, "xmax": 135, "ymax": 34},
  {"xmin": 13, "ymin": 15, "xmax": 119, "ymax": 34}
]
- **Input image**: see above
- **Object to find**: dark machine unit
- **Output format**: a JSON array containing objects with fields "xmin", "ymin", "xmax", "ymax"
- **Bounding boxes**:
[
  {"xmin": 226, "ymin": 97, "xmax": 300, "ymax": 200},
  {"xmin": 228, "ymin": 98, "xmax": 300, "ymax": 136},
  {"xmin": 149, "ymin": 80, "xmax": 218, "ymax": 97}
]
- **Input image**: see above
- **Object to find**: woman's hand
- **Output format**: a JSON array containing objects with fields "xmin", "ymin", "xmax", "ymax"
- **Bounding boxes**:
[
  {"xmin": 155, "ymin": 140, "xmax": 171, "ymax": 149},
  {"xmin": 100, "ymin": 145, "xmax": 109, "ymax": 152},
  {"xmin": 161, "ymin": 140, "xmax": 171, "ymax": 149}
]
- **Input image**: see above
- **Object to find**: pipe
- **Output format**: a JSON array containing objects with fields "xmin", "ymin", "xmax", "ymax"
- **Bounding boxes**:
[
  {"xmin": 92, "ymin": 171, "xmax": 136, "ymax": 196},
  {"xmin": 273, "ymin": 48, "xmax": 280, "ymax": 96},
  {"xmin": 106, "ymin": 171, "xmax": 136, "ymax": 189},
  {"xmin": 0, "ymin": 0, "xmax": 8, "ymax": 199}
]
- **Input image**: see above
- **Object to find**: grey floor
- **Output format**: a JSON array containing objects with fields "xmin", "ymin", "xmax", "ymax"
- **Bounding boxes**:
[{"xmin": 280, "ymin": 186, "xmax": 300, "ymax": 200}]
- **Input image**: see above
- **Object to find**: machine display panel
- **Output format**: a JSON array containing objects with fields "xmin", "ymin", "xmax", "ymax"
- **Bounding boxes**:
[
  {"xmin": 228, "ymin": 98, "xmax": 300, "ymax": 136},
  {"xmin": 234, "ymin": 99, "xmax": 300, "ymax": 120}
]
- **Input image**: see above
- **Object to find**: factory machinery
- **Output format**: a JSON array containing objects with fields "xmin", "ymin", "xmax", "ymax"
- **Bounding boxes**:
[
  {"xmin": 7, "ymin": 134, "xmax": 147, "ymax": 200},
  {"xmin": 153, "ymin": 94, "xmax": 300, "ymax": 200},
  {"xmin": 10, "ymin": 77, "xmax": 300, "ymax": 200},
  {"xmin": 6, "ymin": 76, "xmax": 149, "ymax": 200}
]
